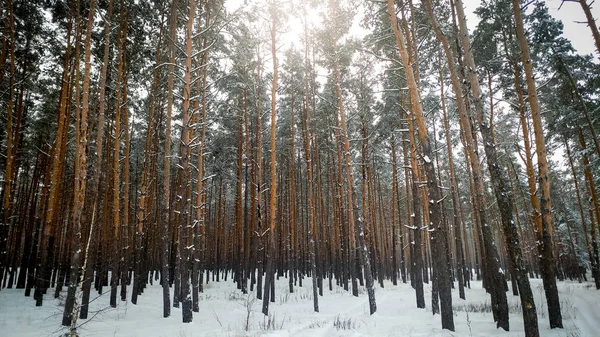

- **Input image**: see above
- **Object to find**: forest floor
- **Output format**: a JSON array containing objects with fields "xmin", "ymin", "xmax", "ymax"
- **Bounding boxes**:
[{"xmin": 0, "ymin": 274, "xmax": 598, "ymax": 337}]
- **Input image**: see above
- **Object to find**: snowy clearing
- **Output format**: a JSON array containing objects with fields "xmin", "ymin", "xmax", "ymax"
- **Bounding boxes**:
[{"xmin": 0, "ymin": 275, "xmax": 598, "ymax": 337}]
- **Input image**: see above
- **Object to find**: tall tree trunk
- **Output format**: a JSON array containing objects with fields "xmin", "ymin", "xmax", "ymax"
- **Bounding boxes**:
[
  {"xmin": 120, "ymin": 42, "xmax": 131, "ymax": 306},
  {"xmin": 437, "ymin": 59, "xmax": 466, "ymax": 301},
  {"xmin": 512, "ymin": 0, "xmax": 563, "ymax": 328},
  {"xmin": 455, "ymin": 0, "xmax": 539, "ymax": 334},
  {"xmin": 394, "ymin": 25, "xmax": 424, "ymax": 310},
  {"xmin": 35, "ymin": 18, "xmax": 74, "ymax": 307},
  {"xmin": 301, "ymin": 2, "xmax": 319, "ymax": 313},
  {"xmin": 254, "ymin": 51, "xmax": 264, "ymax": 301},
  {"xmin": 178, "ymin": 0, "xmax": 196, "ymax": 322},
  {"xmin": 236, "ymin": 101, "xmax": 245, "ymax": 293},
  {"xmin": 390, "ymin": 137, "xmax": 399, "ymax": 286},
  {"xmin": 565, "ymin": 137, "xmax": 599, "ymax": 288},
  {"xmin": 1, "ymin": 0, "xmax": 15, "ymax": 232},
  {"xmin": 110, "ymin": 14, "xmax": 127, "ymax": 309},
  {"xmin": 161, "ymin": 0, "xmax": 179, "ymax": 318},
  {"xmin": 387, "ymin": 0, "xmax": 452, "ymax": 329},
  {"xmin": 63, "ymin": 0, "xmax": 96, "ymax": 330},
  {"xmin": 194, "ymin": 2, "xmax": 211, "ymax": 300},
  {"xmin": 288, "ymin": 86, "xmax": 296, "ymax": 295},
  {"xmin": 301, "ymin": 55, "xmax": 319, "ymax": 314},
  {"xmin": 579, "ymin": 128, "xmax": 600, "ymax": 288},
  {"xmin": 133, "ymin": 7, "xmax": 166, "ymax": 306},
  {"xmin": 335, "ymin": 60, "xmax": 376, "ymax": 315},
  {"xmin": 262, "ymin": 5, "xmax": 278, "ymax": 315},
  {"xmin": 79, "ymin": 0, "xmax": 113, "ymax": 319},
  {"xmin": 0, "ymin": 0, "xmax": 16, "ymax": 288}
]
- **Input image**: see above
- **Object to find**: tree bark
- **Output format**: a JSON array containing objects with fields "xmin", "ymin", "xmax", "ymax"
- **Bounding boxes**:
[
  {"xmin": 110, "ymin": 14, "xmax": 128, "ymax": 309},
  {"xmin": 300, "ymin": 8, "xmax": 319, "ymax": 312},
  {"xmin": 454, "ymin": 0, "xmax": 539, "ymax": 334},
  {"xmin": 120, "ymin": 39, "xmax": 131, "ymax": 305},
  {"xmin": 578, "ymin": 128, "xmax": 600, "ymax": 288},
  {"xmin": 565, "ymin": 136, "xmax": 599, "ymax": 288},
  {"xmin": 512, "ymin": 0, "xmax": 563, "ymax": 328},
  {"xmin": 80, "ymin": 0, "xmax": 113, "ymax": 318},
  {"xmin": 63, "ymin": 0, "xmax": 96, "ymax": 330},
  {"xmin": 178, "ymin": 0, "xmax": 196, "ymax": 322},
  {"xmin": 437, "ymin": 59, "xmax": 466, "ymax": 301},
  {"xmin": 35, "ymin": 18, "xmax": 74, "ymax": 307},
  {"xmin": 335, "ymin": 61, "xmax": 376, "ymax": 315},
  {"xmin": 0, "ymin": 0, "xmax": 16, "ymax": 289},
  {"xmin": 577, "ymin": 0, "xmax": 600, "ymax": 55},
  {"xmin": 161, "ymin": 0, "xmax": 179, "ymax": 318},
  {"xmin": 133, "ymin": 6, "xmax": 166, "ymax": 307},
  {"xmin": 262, "ymin": 5, "xmax": 278, "ymax": 315},
  {"xmin": 388, "ymin": 0, "xmax": 452, "ymax": 329}
]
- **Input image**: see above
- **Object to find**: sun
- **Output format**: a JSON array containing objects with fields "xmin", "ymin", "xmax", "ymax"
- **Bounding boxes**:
[
  {"xmin": 225, "ymin": 0, "xmax": 324, "ymax": 49},
  {"xmin": 283, "ymin": 1, "xmax": 324, "ymax": 47}
]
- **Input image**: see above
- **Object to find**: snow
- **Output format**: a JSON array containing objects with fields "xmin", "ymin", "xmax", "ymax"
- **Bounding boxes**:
[{"xmin": 0, "ymin": 275, "xmax": 597, "ymax": 336}]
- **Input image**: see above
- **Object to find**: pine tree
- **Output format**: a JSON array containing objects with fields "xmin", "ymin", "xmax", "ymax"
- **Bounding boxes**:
[
  {"xmin": 62, "ymin": 0, "xmax": 96, "ymax": 330},
  {"xmin": 387, "ymin": 0, "xmax": 452, "ymax": 329},
  {"xmin": 512, "ymin": 0, "xmax": 563, "ymax": 328}
]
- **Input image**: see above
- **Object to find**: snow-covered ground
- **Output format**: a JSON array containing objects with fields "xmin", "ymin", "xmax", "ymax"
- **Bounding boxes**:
[{"xmin": 0, "ymin": 275, "xmax": 598, "ymax": 336}]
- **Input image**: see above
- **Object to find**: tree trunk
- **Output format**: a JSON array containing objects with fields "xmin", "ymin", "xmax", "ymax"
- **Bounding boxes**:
[
  {"xmin": 1, "ymin": 1, "xmax": 16, "ymax": 263},
  {"xmin": 512, "ymin": 0, "xmax": 563, "ymax": 328},
  {"xmin": 335, "ymin": 60, "xmax": 376, "ymax": 315},
  {"xmin": 565, "ymin": 137, "xmax": 599, "ymax": 288},
  {"xmin": 35, "ymin": 18, "xmax": 73, "ymax": 307},
  {"xmin": 454, "ymin": 0, "xmax": 539, "ymax": 334},
  {"xmin": 178, "ymin": 0, "xmax": 196, "ymax": 322},
  {"xmin": 579, "ymin": 128, "xmax": 600, "ymax": 288},
  {"xmin": 301, "ymin": 46, "xmax": 319, "ymax": 315},
  {"xmin": 133, "ymin": 7, "xmax": 165, "ymax": 307},
  {"xmin": 236, "ymin": 100, "xmax": 245, "ymax": 293},
  {"xmin": 79, "ymin": 0, "xmax": 113, "ymax": 318},
  {"xmin": 390, "ymin": 137, "xmax": 399, "ymax": 286},
  {"xmin": 120, "ymin": 41, "xmax": 131, "ymax": 305},
  {"xmin": 438, "ymin": 59, "xmax": 466, "ymax": 301},
  {"xmin": 288, "ymin": 85, "xmax": 296, "ymax": 295},
  {"xmin": 161, "ymin": 0, "xmax": 179, "ymax": 318},
  {"xmin": 63, "ymin": 0, "xmax": 96, "ymax": 330},
  {"xmin": 578, "ymin": 0, "xmax": 600, "ymax": 55},
  {"xmin": 254, "ymin": 51, "xmax": 264, "ymax": 301},
  {"xmin": 388, "ymin": 0, "xmax": 452, "ymax": 329},
  {"xmin": 195, "ymin": 3, "xmax": 211, "ymax": 299},
  {"xmin": 110, "ymin": 15, "xmax": 128, "ymax": 309},
  {"xmin": 262, "ymin": 7, "xmax": 278, "ymax": 315}
]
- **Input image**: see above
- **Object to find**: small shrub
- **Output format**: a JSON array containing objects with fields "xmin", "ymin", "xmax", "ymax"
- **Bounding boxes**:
[
  {"xmin": 227, "ymin": 291, "xmax": 245, "ymax": 302},
  {"xmin": 259, "ymin": 313, "xmax": 285, "ymax": 331},
  {"xmin": 307, "ymin": 320, "xmax": 327, "ymax": 329},
  {"xmin": 241, "ymin": 294, "xmax": 255, "ymax": 331},
  {"xmin": 453, "ymin": 301, "xmax": 521, "ymax": 314},
  {"xmin": 277, "ymin": 292, "xmax": 291, "ymax": 304},
  {"xmin": 565, "ymin": 324, "xmax": 581, "ymax": 337},
  {"xmin": 333, "ymin": 315, "xmax": 359, "ymax": 330}
]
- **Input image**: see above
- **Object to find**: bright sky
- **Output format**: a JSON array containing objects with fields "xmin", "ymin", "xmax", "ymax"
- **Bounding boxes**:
[
  {"xmin": 547, "ymin": 0, "xmax": 600, "ymax": 57},
  {"xmin": 463, "ymin": 0, "xmax": 600, "ymax": 60},
  {"xmin": 227, "ymin": 0, "xmax": 600, "ymax": 60}
]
